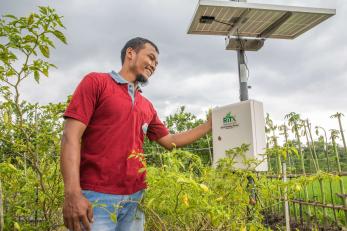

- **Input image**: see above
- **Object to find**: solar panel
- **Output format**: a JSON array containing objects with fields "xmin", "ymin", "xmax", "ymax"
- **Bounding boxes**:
[{"xmin": 187, "ymin": 0, "xmax": 335, "ymax": 39}]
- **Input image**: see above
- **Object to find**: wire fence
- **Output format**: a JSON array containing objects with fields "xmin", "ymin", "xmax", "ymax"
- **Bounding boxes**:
[
  {"xmin": 265, "ymin": 148, "xmax": 347, "ymax": 229},
  {"xmin": 143, "ymin": 142, "xmax": 347, "ymax": 229}
]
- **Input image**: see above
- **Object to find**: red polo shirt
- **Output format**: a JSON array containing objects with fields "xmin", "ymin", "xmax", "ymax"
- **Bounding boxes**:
[{"xmin": 64, "ymin": 72, "xmax": 169, "ymax": 195}]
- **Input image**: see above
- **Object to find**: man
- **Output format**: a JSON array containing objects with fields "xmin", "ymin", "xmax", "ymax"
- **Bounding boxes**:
[{"xmin": 61, "ymin": 37, "xmax": 212, "ymax": 231}]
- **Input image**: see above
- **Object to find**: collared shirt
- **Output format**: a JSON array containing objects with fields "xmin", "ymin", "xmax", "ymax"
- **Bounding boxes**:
[
  {"xmin": 64, "ymin": 72, "xmax": 169, "ymax": 195},
  {"xmin": 109, "ymin": 70, "xmax": 141, "ymax": 105}
]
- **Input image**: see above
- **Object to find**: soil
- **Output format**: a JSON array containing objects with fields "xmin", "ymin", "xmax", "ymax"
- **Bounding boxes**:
[{"xmin": 263, "ymin": 212, "xmax": 344, "ymax": 231}]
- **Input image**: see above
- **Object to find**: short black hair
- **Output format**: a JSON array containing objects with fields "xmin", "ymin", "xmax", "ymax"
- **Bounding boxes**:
[{"xmin": 121, "ymin": 37, "xmax": 159, "ymax": 64}]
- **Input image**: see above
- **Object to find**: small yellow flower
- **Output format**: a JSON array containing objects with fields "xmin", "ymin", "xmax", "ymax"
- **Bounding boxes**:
[
  {"xmin": 216, "ymin": 196, "xmax": 223, "ymax": 202},
  {"xmin": 295, "ymin": 184, "xmax": 302, "ymax": 191},
  {"xmin": 199, "ymin": 183, "xmax": 209, "ymax": 192},
  {"xmin": 182, "ymin": 194, "xmax": 189, "ymax": 206}
]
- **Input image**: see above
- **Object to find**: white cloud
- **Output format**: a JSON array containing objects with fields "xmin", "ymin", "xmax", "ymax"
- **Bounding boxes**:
[{"xmin": 1, "ymin": 0, "xmax": 346, "ymax": 137}]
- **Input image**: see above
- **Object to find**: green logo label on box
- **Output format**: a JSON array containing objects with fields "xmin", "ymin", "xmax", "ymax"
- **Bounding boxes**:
[{"xmin": 221, "ymin": 112, "xmax": 239, "ymax": 129}]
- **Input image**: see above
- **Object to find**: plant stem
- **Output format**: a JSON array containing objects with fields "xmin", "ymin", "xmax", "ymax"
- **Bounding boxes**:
[
  {"xmin": 205, "ymin": 134, "xmax": 213, "ymax": 166},
  {"xmin": 337, "ymin": 115, "xmax": 347, "ymax": 157},
  {"xmin": 306, "ymin": 120, "xmax": 320, "ymax": 171},
  {"xmin": 332, "ymin": 135, "xmax": 347, "ymax": 223},
  {"xmin": 0, "ymin": 179, "xmax": 3, "ymax": 231},
  {"xmin": 294, "ymin": 123, "xmax": 312, "ymax": 220},
  {"xmin": 318, "ymin": 126, "xmax": 338, "ymax": 222},
  {"xmin": 303, "ymin": 124, "xmax": 317, "ymax": 172}
]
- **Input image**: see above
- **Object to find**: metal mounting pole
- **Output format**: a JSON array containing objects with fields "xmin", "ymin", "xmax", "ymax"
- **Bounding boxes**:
[
  {"xmin": 230, "ymin": 0, "xmax": 248, "ymax": 101},
  {"xmin": 237, "ymin": 49, "xmax": 248, "ymax": 101}
]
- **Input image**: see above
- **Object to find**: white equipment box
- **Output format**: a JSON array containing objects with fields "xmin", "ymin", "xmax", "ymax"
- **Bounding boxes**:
[{"xmin": 212, "ymin": 100, "xmax": 268, "ymax": 171}]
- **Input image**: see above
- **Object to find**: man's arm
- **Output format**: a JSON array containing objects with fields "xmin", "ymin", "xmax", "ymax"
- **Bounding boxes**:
[
  {"xmin": 60, "ymin": 118, "xmax": 93, "ymax": 231},
  {"xmin": 156, "ymin": 116, "xmax": 212, "ymax": 150}
]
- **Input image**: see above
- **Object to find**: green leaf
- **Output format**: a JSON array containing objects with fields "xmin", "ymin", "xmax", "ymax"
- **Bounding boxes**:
[
  {"xmin": 290, "ymin": 147, "xmax": 299, "ymax": 157},
  {"xmin": 41, "ymin": 68, "xmax": 48, "ymax": 77},
  {"xmin": 39, "ymin": 6, "xmax": 48, "ymax": 15},
  {"xmin": 54, "ymin": 15, "xmax": 65, "ymax": 28},
  {"xmin": 46, "ymin": 39, "xmax": 55, "ymax": 48},
  {"xmin": 110, "ymin": 213, "xmax": 117, "ymax": 223},
  {"xmin": 27, "ymin": 13, "xmax": 34, "ymax": 25},
  {"xmin": 52, "ymin": 30, "xmax": 67, "ymax": 44},
  {"xmin": 34, "ymin": 70, "xmax": 40, "ymax": 83},
  {"xmin": 3, "ymin": 14, "xmax": 17, "ymax": 19},
  {"xmin": 23, "ymin": 35, "xmax": 36, "ymax": 43},
  {"xmin": 39, "ymin": 45, "xmax": 49, "ymax": 58},
  {"xmin": 6, "ymin": 68, "xmax": 16, "ymax": 76}
]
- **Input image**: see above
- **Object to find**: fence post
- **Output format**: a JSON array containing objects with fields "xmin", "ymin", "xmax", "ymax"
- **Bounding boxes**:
[{"xmin": 282, "ymin": 161, "xmax": 290, "ymax": 231}]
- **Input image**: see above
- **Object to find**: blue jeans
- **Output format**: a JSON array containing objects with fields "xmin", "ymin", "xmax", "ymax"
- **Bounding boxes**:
[{"xmin": 82, "ymin": 190, "xmax": 144, "ymax": 231}]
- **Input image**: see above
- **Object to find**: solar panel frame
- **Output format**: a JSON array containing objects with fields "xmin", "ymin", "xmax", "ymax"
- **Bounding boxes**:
[{"xmin": 187, "ymin": 0, "xmax": 335, "ymax": 39}]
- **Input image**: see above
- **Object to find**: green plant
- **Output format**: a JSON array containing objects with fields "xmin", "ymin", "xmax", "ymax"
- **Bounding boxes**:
[
  {"xmin": 0, "ymin": 6, "xmax": 67, "ymax": 230},
  {"xmin": 142, "ymin": 147, "xmax": 272, "ymax": 231}
]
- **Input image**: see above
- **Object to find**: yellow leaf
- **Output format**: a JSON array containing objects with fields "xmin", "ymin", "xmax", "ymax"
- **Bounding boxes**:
[
  {"xmin": 3, "ymin": 113, "xmax": 9, "ymax": 124},
  {"xmin": 8, "ymin": 163, "xmax": 17, "ymax": 171},
  {"xmin": 199, "ymin": 183, "xmax": 209, "ymax": 192},
  {"xmin": 177, "ymin": 177, "xmax": 190, "ymax": 184},
  {"xmin": 128, "ymin": 154, "xmax": 136, "ymax": 159},
  {"xmin": 109, "ymin": 213, "xmax": 117, "ymax": 223},
  {"xmin": 147, "ymin": 198, "xmax": 155, "ymax": 208},
  {"xmin": 295, "ymin": 184, "xmax": 302, "ymax": 192},
  {"xmin": 14, "ymin": 222, "xmax": 21, "ymax": 231},
  {"xmin": 182, "ymin": 194, "xmax": 189, "ymax": 206}
]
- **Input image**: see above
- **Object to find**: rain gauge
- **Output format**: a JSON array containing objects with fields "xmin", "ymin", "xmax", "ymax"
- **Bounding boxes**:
[{"xmin": 187, "ymin": 0, "xmax": 335, "ymax": 171}]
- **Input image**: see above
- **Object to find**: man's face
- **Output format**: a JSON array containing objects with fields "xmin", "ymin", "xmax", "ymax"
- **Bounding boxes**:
[{"xmin": 128, "ymin": 43, "xmax": 158, "ymax": 83}]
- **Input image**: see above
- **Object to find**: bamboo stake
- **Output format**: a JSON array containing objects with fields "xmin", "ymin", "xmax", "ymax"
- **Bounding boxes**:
[{"xmin": 282, "ymin": 161, "xmax": 290, "ymax": 231}]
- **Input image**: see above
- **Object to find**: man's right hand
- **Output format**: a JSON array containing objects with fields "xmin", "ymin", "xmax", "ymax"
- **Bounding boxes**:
[{"xmin": 63, "ymin": 191, "xmax": 93, "ymax": 231}]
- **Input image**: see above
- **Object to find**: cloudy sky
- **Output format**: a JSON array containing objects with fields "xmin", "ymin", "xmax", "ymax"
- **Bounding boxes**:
[{"xmin": 1, "ymin": 0, "xmax": 346, "ymax": 139}]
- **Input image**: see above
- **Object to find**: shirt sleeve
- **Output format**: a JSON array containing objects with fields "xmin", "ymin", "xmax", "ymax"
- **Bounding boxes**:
[
  {"xmin": 63, "ymin": 73, "xmax": 100, "ymax": 125},
  {"xmin": 147, "ymin": 109, "xmax": 169, "ymax": 141}
]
